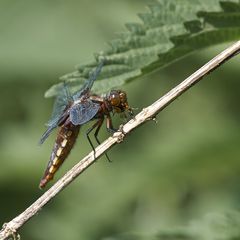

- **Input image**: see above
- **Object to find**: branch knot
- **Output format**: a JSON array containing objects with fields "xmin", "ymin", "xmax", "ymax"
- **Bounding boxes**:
[
  {"xmin": 2, "ymin": 223, "xmax": 20, "ymax": 240},
  {"xmin": 113, "ymin": 125, "xmax": 126, "ymax": 143}
]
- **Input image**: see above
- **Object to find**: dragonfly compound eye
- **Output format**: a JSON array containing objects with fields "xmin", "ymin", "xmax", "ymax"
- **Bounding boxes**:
[
  {"xmin": 119, "ymin": 91, "xmax": 127, "ymax": 103},
  {"xmin": 110, "ymin": 93, "xmax": 121, "ymax": 106}
]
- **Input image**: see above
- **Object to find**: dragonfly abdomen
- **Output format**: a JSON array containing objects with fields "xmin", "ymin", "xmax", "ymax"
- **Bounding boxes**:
[{"xmin": 39, "ymin": 121, "xmax": 80, "ymax": 189}]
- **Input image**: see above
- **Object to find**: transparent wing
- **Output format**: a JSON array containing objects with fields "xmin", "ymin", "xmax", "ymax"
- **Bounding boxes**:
[
  {"xmin": 39, "ymin": 109, "xmax": 69, "ymax": 145},
  {"xmin": 47, "ymin": 83, "xmax": 73, "ymax": 125},
  {"xmin": 70, "ymin": 100, "xmax": 100, "ymax": 125},
  {"xmin": 39, "ymin": 92, "xmax": 70, "ymax": 145},
  {"xmin": 46, "ymin": 97, "xmax": 68, "ymax": 126},
  {"xmin": 39, "ymin": 123, "xmax": 58, "ymax": 145},
  {"xmin": 40, "ymin": 62, "xmax": 103, "ymax": 143},
  {"xmin": 73, "ymin": 60, "xmax": 104, "ymax": 101}
]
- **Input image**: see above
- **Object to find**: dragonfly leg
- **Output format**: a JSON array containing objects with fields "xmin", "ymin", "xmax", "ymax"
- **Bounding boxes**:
[
  {"xmin": 94, "ymin": 118, "xmax": 112, "ymax": 162},
  {"xmin": 86, "ymin": 120, "xmax": 101, "ymax": 159},
  {"xmin": 106, "ymin": 115, "xmax": 118, "ymax": 134},
  {"xmin": 86, "ymin": 118, "xmax": 110, "ymax": 161}
]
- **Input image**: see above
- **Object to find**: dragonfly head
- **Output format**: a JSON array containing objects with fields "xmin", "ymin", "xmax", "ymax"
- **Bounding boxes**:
[{"xmin": 108, "ymin": 90, "xmax": 133, "ymax": 116}]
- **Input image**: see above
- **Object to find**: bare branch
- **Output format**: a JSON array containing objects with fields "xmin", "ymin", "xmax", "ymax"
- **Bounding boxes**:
[{"xmin": 1, "ymin": 41, "xmax": 240, "ymax": 240}]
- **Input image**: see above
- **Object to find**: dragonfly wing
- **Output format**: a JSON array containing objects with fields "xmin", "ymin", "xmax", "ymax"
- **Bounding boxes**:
[
  {"xmin": 39, "ymin": 111, "xmax": 69, "ymax": 144},
  {"xmin": 72, "ymin": 61, "xmax": 104, "ymax": 100},
  {"xmin": 48, "ymin": 91, "xmax": 71, "ymax": 124},
  {"xmin": 39, "ymin": 96, "xmax": 69, "ymax": 144},
  {"xmin": 40, "ymin": 81, "xmax": 73, "ymax": 145},
  {"xmin": 39, "ymin": 124, "xmax": 57, "ymax": 145},
  {"xmin": 70, "ymin": 100, "xmax": 100, "ymax": 125}
]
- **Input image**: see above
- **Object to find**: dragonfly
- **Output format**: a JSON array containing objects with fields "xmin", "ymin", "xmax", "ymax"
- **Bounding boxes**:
[{"xmin": 39, "ymin": 61, "xmax": 133, "ymax": 188}]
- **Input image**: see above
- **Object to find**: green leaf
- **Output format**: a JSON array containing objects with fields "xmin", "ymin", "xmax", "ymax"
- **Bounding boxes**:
[{"xmin": 45, "ymin": 0, "xmax": 240, "ymax": 99}]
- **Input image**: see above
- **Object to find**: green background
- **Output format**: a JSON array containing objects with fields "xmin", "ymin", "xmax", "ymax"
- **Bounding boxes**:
[{"xmin": 0, "ymin": 1, "xmax": 240, "ymax": 239}]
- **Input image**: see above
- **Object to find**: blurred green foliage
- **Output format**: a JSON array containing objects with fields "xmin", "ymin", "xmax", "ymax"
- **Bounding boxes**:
[
  {"xmin": 45, "ymin": 0, "xmax": 240, "ymax": 101},
  {"xmin": 0, "ymin": 1, "xmax": 240, "ymax": 240}
]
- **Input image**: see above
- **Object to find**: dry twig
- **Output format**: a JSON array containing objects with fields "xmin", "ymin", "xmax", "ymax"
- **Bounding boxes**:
[{"xmin": 0, "ymin": 41, "xmax": 240, "ymax": 240}]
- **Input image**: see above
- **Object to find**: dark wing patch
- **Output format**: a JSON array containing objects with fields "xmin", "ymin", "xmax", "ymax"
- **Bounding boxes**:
[{"xmin": 70, "ymin": 100, "xmax": 100, "ymax": 125}]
